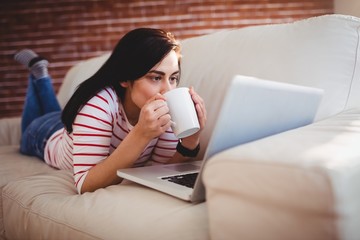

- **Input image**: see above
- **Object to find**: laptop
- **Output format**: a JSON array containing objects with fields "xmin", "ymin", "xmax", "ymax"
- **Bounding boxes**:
[{"xmin": 117, "ymin": 75, "xmax": 324, "ymax": 202}]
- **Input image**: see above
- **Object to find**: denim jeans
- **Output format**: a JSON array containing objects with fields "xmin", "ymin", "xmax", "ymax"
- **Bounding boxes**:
[{"xmin": 20, "ymin": 75, "xmax": 63, "ymax": 160}]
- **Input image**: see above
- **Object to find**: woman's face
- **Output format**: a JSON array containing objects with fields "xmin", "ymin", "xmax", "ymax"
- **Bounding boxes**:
[{"xmin": 122, "ymin": 50, "xmax": 180, "ymax": 108}]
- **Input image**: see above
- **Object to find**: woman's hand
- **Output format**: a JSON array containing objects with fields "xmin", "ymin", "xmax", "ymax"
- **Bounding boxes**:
[
  {"xmin": 180, "ymin": 87, "xmax": 207, "ymax": 149},
  {"xmin": 135, "ymin": 93, "xmax": 171, "ymax": 140}
]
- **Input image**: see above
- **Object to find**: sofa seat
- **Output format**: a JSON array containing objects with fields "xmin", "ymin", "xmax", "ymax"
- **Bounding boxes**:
[
  {"xmin": 2, "ymin": 170, "xmax": 208, "ymax": 240},
  {"xmin": 0, "ymin": 144, "xmax": 55, "ymax": 239},
  {"xmin": 204, "ymin": 108, "xmax": 360, "ymax": 240}
]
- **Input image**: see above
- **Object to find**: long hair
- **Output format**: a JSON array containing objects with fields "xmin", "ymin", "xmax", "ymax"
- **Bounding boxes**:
[{"xmin": 62, "ymin": 28, "xmax": 181, "ymax": 133}]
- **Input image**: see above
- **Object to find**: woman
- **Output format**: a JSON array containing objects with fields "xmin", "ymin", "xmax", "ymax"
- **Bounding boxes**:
[{"xmin": 16, "ymin": 28, "xmax": 207, "ymax": 194}]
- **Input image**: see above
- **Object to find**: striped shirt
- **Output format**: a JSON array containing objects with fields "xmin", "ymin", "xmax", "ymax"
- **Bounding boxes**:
[{"xmin": 44, "ymin": 87, "xmax": 178, "ymax": 193}]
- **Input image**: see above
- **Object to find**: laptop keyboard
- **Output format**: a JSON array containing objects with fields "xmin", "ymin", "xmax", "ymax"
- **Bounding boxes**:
[{"xmin": 161, "ymin": 172, "xmax": 198, "ymax": 188}]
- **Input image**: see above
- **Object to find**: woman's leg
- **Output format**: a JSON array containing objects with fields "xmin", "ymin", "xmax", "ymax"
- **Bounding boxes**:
[
  {"xmin": 32, "ymin": 75, "xmax": 61, "ymax": 114},
  {"xmin": 15, "ymin": 49, "xmax": 61, "ymax": 132},
  {"xmin": 20, "ymin": 111, "xmax": 63, "ymax": 159},
  {"xmin": 21, "ymin": 75, "xmax": 42, "ymax": 133},
  {"xmin": 16, "ymin": 49, "xmax": 63, "ymax": 159}
]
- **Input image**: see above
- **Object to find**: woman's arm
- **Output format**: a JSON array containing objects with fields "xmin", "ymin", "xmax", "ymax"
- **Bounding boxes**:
[
  {"xmin": 78, "ymin": 94, "xmax": 171, "ymax": 193},
  {"xmin": 76, "ymin": 88, "xmax": 206, "ymax": 193},
  {"xmin": 80, "ymin": 125, "xmax": 152, "ymax": 193}
]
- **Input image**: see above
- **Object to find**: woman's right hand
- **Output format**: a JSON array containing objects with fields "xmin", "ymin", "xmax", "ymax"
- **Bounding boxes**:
[
  {"xmin": 80, "ymin": 93, "xmax": 171, "ymax": 193},
  {"xmin": 135, "ymin": 93, "xmax": 171, "ymax": 140}
]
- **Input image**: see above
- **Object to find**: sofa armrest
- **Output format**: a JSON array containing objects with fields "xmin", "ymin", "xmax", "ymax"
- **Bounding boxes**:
[
  {"xmin": 203, "ymin": 108, "xmax": 360, "ymax": 240},
  {"xmin": 0, "ymin": 117, "xmax": 21, "ymax": 146}
]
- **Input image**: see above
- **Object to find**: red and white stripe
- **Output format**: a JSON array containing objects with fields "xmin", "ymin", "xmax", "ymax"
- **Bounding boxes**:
[{"xmin": 44, "ymin": 87, "xmax": 177, "ymax": 193}]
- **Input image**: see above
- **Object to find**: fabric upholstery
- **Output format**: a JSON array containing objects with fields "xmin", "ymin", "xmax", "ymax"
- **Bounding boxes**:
[
  {"xmin": 1, "ymin": 14, "xmax": 360, "ymax": 240},
  {"xmin": 204, "ymin": 108, "xmax": 360, "ymax": 240},
  {"xmin": 179, "ymin": 14, "xmax": 360, "ymax": 158},
  {"xmin": 0, "ymin": 146, "xmax": 54, "ymax": 239},
  {"xmin": 2, "ymin": 171, "xmax": 208, "ymax": 240}
]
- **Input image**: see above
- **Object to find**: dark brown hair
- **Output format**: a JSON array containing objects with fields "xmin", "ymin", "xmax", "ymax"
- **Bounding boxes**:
[{"xmin": 62, "ymin": 28, "xmax": 181, "ymax": 133}]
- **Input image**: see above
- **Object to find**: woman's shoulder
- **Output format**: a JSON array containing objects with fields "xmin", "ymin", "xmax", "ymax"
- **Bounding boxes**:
[
  {"xmin": 96, "ymin": 87, "xmax": 118, "ymax": 103},
  {"xmin": 84, "ymin": 86, "xmax": 119, "ymax": 113}
]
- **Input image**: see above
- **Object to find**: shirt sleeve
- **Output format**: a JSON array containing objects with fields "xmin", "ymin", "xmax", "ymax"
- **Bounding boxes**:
[{"xmin": 72, "ymin": 89, "xmax": 116, "ymax": 193}]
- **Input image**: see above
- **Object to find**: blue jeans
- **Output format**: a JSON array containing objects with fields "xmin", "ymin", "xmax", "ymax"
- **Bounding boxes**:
[{"xmin": 20, "ymin": 75, "xmax": 63, "ymax": 160}]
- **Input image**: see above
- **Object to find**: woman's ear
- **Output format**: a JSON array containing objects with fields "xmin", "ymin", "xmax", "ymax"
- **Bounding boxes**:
[{"xmin": 120, "ymin": 81, "xmax": 129, "ymax": 88}]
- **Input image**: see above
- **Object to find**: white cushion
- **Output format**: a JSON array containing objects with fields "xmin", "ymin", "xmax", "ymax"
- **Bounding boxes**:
[
  {"xmin": 0, "ymin": 117, "xmax": 21, "ymax": 146},
  {"xmin": 2, "ymin": 170, "xmax": 208, "ymax": 240},
  {"xmin": 0, "ymin": 146, "xmax": 54, "ymax": 239},
  {"xmin": 179, "ymin": 14, "xmax": 360, "ymax": 158},
  {"xmin": 203, "ymin": 108, "xmax": 360, "ymax": 240}
]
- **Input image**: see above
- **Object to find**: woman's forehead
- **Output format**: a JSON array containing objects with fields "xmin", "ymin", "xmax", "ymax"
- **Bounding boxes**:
[{"xmin": 150, "ymin": 50, "xmax": 179, "ymax": 73}]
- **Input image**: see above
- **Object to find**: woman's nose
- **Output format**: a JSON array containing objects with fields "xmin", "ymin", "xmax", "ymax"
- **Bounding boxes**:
[{"xmin": 161, "ymin": 79, "xmax": 172, "ymax": 93}]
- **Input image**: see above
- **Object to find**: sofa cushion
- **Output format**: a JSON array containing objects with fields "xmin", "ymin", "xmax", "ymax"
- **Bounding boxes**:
[
  {"xmin": 0, "ymin": 146, "xmax": 54, "ymax": 189},
  {"xmin": 179, "ymin": 14, "xmax": 360, "ymax": 158},
  {"xmin": 2, "ymin": 170, "xmax": 208, "ymax": 240},
  {"xmin": 0, "ymin": 145, "xmax": 54, "ymax": 239},
  {"xmin": 57, "ymin": 53, "xmax": 110, "ymax": 108},
  {"xmin": 203, "ymin": 108, "xmax": 360, "ymax": 240},
  {"xmin": 0, "ymin": 117, "xmax": 21, "ymax": 146}
]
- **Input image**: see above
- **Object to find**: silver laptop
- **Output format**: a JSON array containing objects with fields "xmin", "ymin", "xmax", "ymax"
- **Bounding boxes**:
[{"xmin": 117, "ymin": 75, "xmax": 324, "ymax": 202}]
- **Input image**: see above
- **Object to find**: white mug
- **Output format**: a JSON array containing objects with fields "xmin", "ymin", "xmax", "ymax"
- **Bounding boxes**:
[{"xmin": 164, "ymin": 87, "xmax": 200, "ymax": 138}]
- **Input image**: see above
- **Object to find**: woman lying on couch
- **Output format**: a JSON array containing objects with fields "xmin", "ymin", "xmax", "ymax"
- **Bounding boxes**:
[{"xmin": 15, "ymin": 28, "xmax": 207, "ymax": 194}]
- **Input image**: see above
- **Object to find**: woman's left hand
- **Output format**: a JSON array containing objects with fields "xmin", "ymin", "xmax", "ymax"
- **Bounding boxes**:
[{"xmin": 180, "ymin": 87, "xmax": 207, "ymax": 149}]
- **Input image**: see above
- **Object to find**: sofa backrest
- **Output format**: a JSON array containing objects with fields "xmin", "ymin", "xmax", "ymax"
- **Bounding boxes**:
[
  {"xmin": 57, "ymin": 14, "xmax": 360, "ymax": 158},
  {"xmin": 57, "ymin": 53, "xmax": 111, "ymax": 108},
  {"xmin": 178, "ymin": 14, "xmax": 360, "ymax": 156}
]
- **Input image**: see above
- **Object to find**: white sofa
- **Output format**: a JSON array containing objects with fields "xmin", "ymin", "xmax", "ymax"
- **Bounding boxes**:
[{"xmin": 1, "ymin": 14, "xmax": 360, "ymax": 240}]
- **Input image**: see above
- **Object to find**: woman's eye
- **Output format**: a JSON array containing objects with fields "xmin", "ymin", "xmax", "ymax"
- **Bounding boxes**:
[
  {"xmin": 149, "ymin": 75, "xmax": 161, "ymax": 81},
  {"xmin": 170, "ymin": 75, "xmax": 179, "ymax": 84}
]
